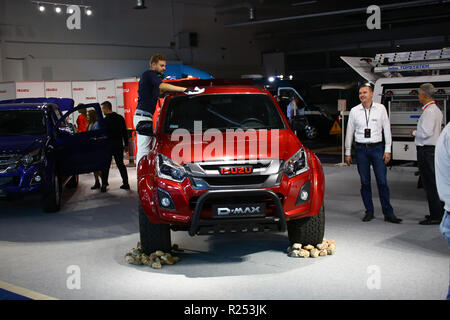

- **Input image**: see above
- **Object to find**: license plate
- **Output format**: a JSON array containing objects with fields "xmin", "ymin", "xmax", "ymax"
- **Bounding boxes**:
[{"xmin": 212, "ymin": 203, "xmax": 266, "ymax": 218}]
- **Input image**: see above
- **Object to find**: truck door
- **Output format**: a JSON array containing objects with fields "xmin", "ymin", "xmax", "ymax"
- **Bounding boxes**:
[{"xmin": 53, "ymin": 103, "xmax": 109, "ymax": 176}]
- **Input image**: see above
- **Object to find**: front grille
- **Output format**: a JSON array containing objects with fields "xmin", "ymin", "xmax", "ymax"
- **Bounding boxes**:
[
  {"xmin": 202, "ymin": 175, "xmax": 268, "ymax": 186},
  {"xmin": 199, "ymin": 162, "xmax": 270, "ymax": 171},
  {"xmin": 0, "ymin": 154, "xmax": 19, "ymax": 171}
]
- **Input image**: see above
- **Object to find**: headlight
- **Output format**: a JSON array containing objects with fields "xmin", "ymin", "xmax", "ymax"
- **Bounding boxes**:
[
  {"xmin": 282, "ymin": 148, "xmax": 309, "ymax": 178},
  {"xmin": 20, "ymin": 148, "xmax": 44, "ymax": 166},
  {"xmin": 156, "ymin": 154, "xmax": 187, "ymax": 182}
]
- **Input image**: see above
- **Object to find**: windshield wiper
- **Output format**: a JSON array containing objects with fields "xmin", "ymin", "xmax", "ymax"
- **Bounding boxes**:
[{"xmin": 206, "ymin": 108, "xmax": 243, "ymax": 127}]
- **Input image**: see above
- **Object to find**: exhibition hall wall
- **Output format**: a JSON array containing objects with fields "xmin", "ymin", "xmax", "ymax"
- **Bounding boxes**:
[{"xmin": 0, "ymin": 0, "xmax": 261, "ymax": 82}]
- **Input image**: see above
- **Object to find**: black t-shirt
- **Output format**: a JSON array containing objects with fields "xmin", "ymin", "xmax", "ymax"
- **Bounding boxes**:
[
  {"xmin": 103, "ymin": 112, "xmax": 128, "ymax": 149},
  {"xmin": 137, "ymin": 69, "xmax": 162, "ymax": 115}
]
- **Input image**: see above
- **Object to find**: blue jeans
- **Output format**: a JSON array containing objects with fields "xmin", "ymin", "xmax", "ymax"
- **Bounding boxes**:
[
  {"xmin": 440, "ymin": 213, "xmax": 450, "ymax": 300},
  {"xmin": 355, "ymin": 144, "xmax": 394, "ymax": 217}
]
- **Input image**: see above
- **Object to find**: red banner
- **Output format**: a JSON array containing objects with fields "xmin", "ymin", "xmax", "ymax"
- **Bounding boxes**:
[{"xmin": 123, "ymin": 81, "xmax": 139, "ymax": 130}]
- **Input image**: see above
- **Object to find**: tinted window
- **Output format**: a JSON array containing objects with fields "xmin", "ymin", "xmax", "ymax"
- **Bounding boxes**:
[
  {"xmin": 0, "ymin": 110, "xmax": 47, "ymax": 136},
  {"xmin": 163, "ymin": 94, "xmax": 285, "ymax": 133}
]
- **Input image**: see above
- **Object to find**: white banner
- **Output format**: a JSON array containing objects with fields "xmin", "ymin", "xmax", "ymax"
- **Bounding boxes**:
[
  {"xmin": 71, "ymin": 81, "xmax": 97, "ymax": 106},
  {"xmin": 15, "ymin": 82, "xmax": 45, "ymax": 98},
  {"xmin": 44, "ymin": 81, "xmax": 73, "ymax": 98},
  {"xmin": 96, "ymin": 80, "xmax": 117, "ymax": 112},
  {"xmin": 0, "ymin": 82, "xmax": 16, "ymax": 101}
]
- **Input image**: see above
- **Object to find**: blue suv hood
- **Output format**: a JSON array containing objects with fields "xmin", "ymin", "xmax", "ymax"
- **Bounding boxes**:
[{"xmin": 0, "ymin": 135, "xmax": 46, "ymax": 155}]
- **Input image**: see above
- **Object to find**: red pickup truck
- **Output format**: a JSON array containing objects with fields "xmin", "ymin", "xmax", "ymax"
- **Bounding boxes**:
[{"xmin": 136, "ymin": 80, "xmax": 325, "ymax": 254}]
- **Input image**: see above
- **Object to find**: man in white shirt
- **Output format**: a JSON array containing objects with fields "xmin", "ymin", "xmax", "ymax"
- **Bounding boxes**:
[
  {"xmin": 435, "ymin": 122, "xmax": 450, "ymax": 300},
  {"xmin": 286, "ymin": 96, "xmax": 299, "ymax": 124},
  {"xmin": 345, "ymin": 83, "xmax": 401, "ymax": 223},
  {"xmin": 410, "ymin": 83, "xmax": 445, "ymax": 225}
]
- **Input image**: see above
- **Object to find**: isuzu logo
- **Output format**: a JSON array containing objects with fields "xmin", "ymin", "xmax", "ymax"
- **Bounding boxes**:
[
  {"xmin": 219, "ymin": 167, "xmax": 253, "ymax": 175},
  {"xmin": 217, "ymin": 206, "xmax": 261, "ymax": 215}
]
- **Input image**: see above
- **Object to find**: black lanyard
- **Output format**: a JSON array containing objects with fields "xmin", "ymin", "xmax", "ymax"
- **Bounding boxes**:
[{"xmin": 364, "ymin": 104, "xmax": 373, "ymax": 128}]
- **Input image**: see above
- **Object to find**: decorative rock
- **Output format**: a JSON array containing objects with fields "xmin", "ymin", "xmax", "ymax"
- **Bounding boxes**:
[
  {"xmin": 155, "ymin": 250, "xmax": 165, "ymax": 257},
  {"xmin": 285, "ymin": 240, "xmax": 336, "ymax": 259},
  {"xmin": 316, "ymin": 242, "xmax": 328, "ymax": 250},
  {"xmin": 151, "ymin": 262, "xmax": 162, "ymax": 269},
  {"xmin": 288, "ymin": 250, "xmax": 300, "ymax": 258},
  {"xmin": 125, "ymin": 255, "xmax": 140, "ymax": 265},
  {"xmin": 299, "ymin": 249, "xmax": 310, "ymax": 258},
  {"xmin": 310, "ymin": 249, "xmax": 320, "ymax": 258},
  {"xmin": 131, "ymin": 249, "xmax": 141, "ymax": 257},
  {"xmin": 162, "ymin": 255, "xmax": 176, "ymax": 265}
]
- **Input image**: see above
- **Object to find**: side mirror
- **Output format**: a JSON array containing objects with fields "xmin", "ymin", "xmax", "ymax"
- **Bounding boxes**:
[
  {"xmin": 135, "ymin": 121, "xmax": 154, "ymax": 136},
  {"xmin": 56, "ymin": 125, "xmax": 74, "ymax": 136}
]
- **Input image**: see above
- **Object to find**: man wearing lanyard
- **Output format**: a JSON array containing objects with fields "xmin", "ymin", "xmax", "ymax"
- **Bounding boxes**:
[
  {"xmin": 345, "ymin": 83, "xmax": 401, "ymax": 223},
  {"xmin": 435, "ymin": 121, "xmax": 450, "ymax": 299},
  {"xmin": 410, "ymin": 83, "xmax": 445, "ymax": 225},
  {"xmin": 133, "ymin": 53, "xmax": 203, "ymax": 165}
]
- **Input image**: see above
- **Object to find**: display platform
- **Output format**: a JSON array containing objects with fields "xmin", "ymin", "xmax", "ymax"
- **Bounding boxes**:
[{"xmin": 0, "ymin": 166, "xmax": 448, "ymax": 300}]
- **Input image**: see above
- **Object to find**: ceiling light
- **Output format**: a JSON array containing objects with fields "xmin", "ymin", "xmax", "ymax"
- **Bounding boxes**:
[
  {"xmin": 55, "ymin": 5, "xmax": 62, "ymax": 13},
  {"xmin": 134, "ymin": 0, "xmax": 147, "ymax": 9},
  {"xmin": 38, "ymin": 4, "xmax": 45, "ymax": 12},
  {"xmin": 85, "ymin": 8, "xmax": 92, "ymax": 15},
  {"xmin": 67, "ymin": 7, "xmax": 74, "ymax": 14}
]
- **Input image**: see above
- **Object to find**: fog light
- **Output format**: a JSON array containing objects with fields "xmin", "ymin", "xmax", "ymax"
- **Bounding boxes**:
[
  {"xmin": 296, "ymin": 180, "xmax": 311, "ymax": 205},
  {"xmin": 161, "ymin": 197, "xmax": 171, "ymax": 208},
  {"xmin": 157, "ymin": 188, "xmax": 176, "ymax": 210},
  {"xmin": 300, "ymin": 190, "xmax": 308, "ymax": 201}
]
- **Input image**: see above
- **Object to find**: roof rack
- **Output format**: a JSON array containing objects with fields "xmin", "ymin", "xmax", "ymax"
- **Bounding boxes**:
[{"xmin": 373, "ymin": 48, "xmax": 450, "ymax": 74}]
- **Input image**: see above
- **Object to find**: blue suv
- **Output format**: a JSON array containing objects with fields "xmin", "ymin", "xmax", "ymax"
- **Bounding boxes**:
[{"xmin": 0, "ymin": 98, "xmax": 109, "ymax": 212}]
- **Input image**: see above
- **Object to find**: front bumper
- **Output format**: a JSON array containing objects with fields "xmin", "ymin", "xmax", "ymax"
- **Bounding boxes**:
[
  {"xmin": 188, "ymin": 189, "xmax": 286, "ymax": 236},
  {"xmin": 139, "ymin": 161, "xmax": 324, "ymax": 231},
  {"xmin": 0, "ymin": 163, "xmax": 45, "ymax": 197}
]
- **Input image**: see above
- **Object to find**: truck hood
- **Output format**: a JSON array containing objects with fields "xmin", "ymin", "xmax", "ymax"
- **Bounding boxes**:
[
  {"xmin": 159, "ymin": 129, "xmax": 302, "ymax": 164},
  {"xmin": 0, "ymin": 135, "xmax": 46, "ymax": 155}
]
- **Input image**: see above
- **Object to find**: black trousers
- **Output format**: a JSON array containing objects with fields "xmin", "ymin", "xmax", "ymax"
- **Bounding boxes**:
[
  {"xmin": 416, "ymin": 145, "xmax": 445, "ymax": 220},
  {"xmin": 102, "ymin": 146, "xmax": 129, "ymax": 186}
]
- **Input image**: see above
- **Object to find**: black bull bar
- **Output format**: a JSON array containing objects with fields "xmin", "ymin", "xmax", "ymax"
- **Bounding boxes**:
[{"xmin": 188, "ymin": 189, "xmax": 287, "ymax": 236}]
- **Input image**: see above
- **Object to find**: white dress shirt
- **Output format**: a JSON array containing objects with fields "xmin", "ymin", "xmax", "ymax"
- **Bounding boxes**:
[
  {"xmin": 435, "ymin": 122, "xmax": 450, "ymax": 212},
  {"xmin": 412, "ymin": 101, "xmax": 443, "ymax": 146},
  {"xmin": 286, "ymin": 100, "xmax": 298, "ymax": 120},
  {"xmin": 345, "ymin": 102, "xmax": 392, "ymax": 156}
]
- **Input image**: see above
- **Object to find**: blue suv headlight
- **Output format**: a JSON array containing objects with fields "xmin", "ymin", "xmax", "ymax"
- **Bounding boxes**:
[{"xmin": 20, "ymin": 148, "xmax": 44, "ymax": 166}]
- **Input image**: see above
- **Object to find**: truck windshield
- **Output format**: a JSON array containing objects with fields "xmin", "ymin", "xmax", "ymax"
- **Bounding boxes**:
[
  {"xmin": 163, "ymin": 94, "xmax": 286, "ymax": 133},
  {"xmin": 0, "ymin": 110, "xmax": 47, "ymax": 136}
]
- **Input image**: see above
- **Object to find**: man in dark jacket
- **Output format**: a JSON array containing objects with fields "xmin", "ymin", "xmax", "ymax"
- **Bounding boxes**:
[{"xmin": 100, "ymin": 101, "xmax": 130, "ymax": 192}]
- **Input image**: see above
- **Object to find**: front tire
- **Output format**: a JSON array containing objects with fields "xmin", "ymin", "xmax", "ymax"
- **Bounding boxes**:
[
  {"xmin": 287, "ymin": 205, "xmax": 324, "ymax": 246},
  {"xmin": 139, "ymin": 203, "xmax": 172, "ymax": 255},
  {"xmin": 41, "ymin": 173, "xmax": 62, "ymax": 213}
]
